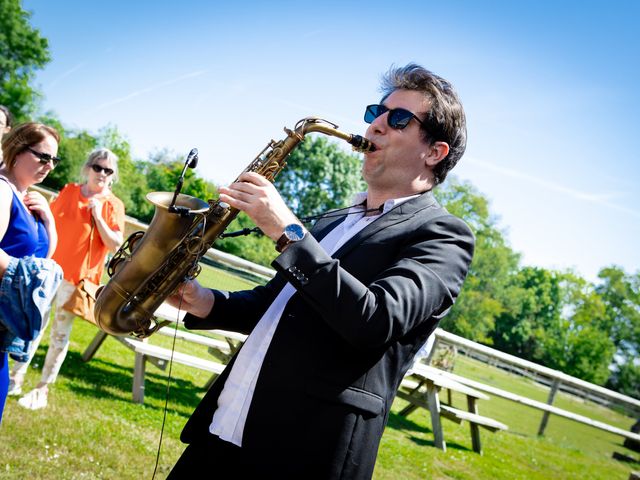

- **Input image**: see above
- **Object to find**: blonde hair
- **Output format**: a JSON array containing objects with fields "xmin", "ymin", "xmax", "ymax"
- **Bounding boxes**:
[{"xmin": 82, "ymin": 148, "xmax": 119, "ymax": 185}]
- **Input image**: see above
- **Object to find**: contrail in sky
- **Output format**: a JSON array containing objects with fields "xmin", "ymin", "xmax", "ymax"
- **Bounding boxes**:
[
  {"xmin": 96, "ymin": 70, "xmax": 208, "ymax": 110},
  {"xmin": 466, "ymin": 156, "xmax": 640, "ymax": 219},
  {"xmin": 47, "ymin": 63, "xmax": 86, "ymax": 89}
]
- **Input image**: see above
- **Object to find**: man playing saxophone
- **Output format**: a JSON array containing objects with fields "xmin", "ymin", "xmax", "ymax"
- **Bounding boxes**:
[{"xmin": 167, "ymin": 63, "xmax": 474, "ymax": 479}]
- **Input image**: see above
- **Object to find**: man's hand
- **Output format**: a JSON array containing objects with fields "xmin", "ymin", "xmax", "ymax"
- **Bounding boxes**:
[
  {"xmin": 218, "ymin": 172, "xmax": 300, "ymax": 242},
  {"xmin": 166, "ymin": 279, "xmax": 215, "ymax": 319}
]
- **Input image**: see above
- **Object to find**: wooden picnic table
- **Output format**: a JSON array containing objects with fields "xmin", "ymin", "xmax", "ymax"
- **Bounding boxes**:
[
  {"xmin": 398, "ymin": 363, "xmax": 507, "ymax": 454},
  {"xmin": 80, "ymin": 303, "xmax": 247, "ymax": 402},
  {"xmin": 81, "ymin": 302, "xmax": 246, "ymax": 362}
]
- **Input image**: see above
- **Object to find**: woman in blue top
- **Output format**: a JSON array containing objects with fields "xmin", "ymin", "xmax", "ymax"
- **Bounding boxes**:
[{"xmin": 0, "ymin": 122, "xmax": 60, "ymax": 424}]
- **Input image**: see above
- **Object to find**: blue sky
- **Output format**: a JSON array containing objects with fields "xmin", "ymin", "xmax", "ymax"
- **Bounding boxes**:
[{"xmin": 22, "ymin": 0, "xmax": 640, "ymax": 281}]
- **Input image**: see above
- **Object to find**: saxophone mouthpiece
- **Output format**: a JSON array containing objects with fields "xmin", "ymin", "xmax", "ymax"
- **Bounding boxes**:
[{"xmin": 350, "ymin": 135, "xmax": 376, "ymax": 153}]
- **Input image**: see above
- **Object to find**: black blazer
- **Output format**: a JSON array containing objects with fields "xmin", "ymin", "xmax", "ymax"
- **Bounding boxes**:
[{"xmin": 181, "ymin": 191, "xmax": 474, "ymax": 479}]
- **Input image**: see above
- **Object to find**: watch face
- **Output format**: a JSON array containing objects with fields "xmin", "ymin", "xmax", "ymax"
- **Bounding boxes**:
[{"xmin": 285, "ymin": 223, "xmax": 305, "ymax": 241}]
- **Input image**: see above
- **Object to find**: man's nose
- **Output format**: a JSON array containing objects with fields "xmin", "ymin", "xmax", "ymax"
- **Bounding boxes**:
[{"xmin": 369, "ymin": 112, "xmax": 388, "ymax": 134}]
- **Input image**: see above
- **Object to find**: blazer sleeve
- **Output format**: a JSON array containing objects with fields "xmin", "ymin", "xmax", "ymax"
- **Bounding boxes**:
[
  {"xmin": 183, "ymin": 273, "xmax": 287, "ymax": 335},
  {"xmin": 271, "ymin": 213, "xmax": 474, "ymax": 349}
]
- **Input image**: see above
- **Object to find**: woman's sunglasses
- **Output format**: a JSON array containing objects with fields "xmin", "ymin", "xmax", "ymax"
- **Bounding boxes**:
[
  {"xmin": 90, "ymin": 164, "xmax": 114, "ymax": 176},
  {"xmin": 27, "ymin": 147, "xmax": 61, "ymax": 167},
  {"xmin": 364, "ymin": 104, "xmax": 426, "ymax": 130}
]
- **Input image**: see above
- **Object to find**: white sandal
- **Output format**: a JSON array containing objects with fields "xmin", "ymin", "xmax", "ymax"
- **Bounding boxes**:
[
  {"xmin": 18, "ymin": 387, "xmax": 49, "ymax": 410},
  {"xmin": 7, "ymin": 379, "xmax": 23, "ymax": 397}
]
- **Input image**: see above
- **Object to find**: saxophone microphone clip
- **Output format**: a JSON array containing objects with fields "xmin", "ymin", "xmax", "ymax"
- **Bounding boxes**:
[
  {"xmin": 169, "ymin": 148, "xmax": 199, "ymax": 216},
  {"xmin": 185, "ymin": 148, "xmax": 199, "ymax": 169}
]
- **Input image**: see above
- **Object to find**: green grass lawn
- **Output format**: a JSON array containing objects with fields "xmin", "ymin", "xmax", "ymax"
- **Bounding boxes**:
[
  {"xmin": 1, "ymin": 264, "xmax": 638, "ymax": 479},
  {"xmin": 376, "ymin": 355, "xmax": 639, "ymax": 480}
]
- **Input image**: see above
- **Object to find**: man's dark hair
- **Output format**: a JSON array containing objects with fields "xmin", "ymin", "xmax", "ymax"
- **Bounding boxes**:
[{"xmin": 380, "ymin": 63, "xmax": 467, "ymax": 185}]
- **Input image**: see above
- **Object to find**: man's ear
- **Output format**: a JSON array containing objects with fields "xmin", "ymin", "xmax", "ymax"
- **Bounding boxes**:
[{"xmin": 425, "ymin": 141, "xmax": 449, "ymax": 168}]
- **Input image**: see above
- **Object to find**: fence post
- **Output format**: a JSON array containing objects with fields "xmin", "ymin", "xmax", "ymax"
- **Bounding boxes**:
[{"xmin": 538, "ymin": 378, "xmax": 561, "ymax": 436}]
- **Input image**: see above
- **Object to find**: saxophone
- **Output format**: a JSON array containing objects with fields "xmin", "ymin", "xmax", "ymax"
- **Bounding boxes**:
[{"xmin": 93, "ymin": 117, "xmax": 375, "ymax": 337}]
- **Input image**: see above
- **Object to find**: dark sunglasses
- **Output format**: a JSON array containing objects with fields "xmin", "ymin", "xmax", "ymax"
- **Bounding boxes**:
[
  {"xmin": 90, "ymin": 164, "xmax": 114, "ymax": 176},
  {"xmin": 364, "ymin": 104, "xmax": 427, "ymax": 130},
  {"xmin": 27, "ymin": 146, "xmax": 61, "ymax": 167}
]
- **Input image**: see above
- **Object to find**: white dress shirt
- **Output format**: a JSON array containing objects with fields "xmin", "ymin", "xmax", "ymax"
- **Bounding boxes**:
[{"xmin": 210, "ymin": 192, "xmax": 419, "ymax": 446}]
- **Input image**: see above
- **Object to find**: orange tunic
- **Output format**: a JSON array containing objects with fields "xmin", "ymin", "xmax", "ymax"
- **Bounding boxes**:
[{"xmin": 50, "ymin": 183, "xmax": 125, "ymax": 285}]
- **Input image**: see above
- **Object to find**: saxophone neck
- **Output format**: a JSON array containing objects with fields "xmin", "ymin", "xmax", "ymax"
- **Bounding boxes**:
[{"xmin": 293, "ymin": 117, "xmax": 375, "ymax": 153}]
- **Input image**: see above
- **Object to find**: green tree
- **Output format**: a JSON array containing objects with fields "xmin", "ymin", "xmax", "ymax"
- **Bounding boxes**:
[
  {"xmin": 596, "ymin": 266, "xmax": 640, "ymax": 353},
  {"xmin": 144, "ymin": 149, "xmax": 217, "ymax": 203},
  {"xmin": 542, "ymin": 273, "xmax": 615, "ymax": 383},
  {"xmin": 596, "ymin": 266, "xmax": 640, "ymax": 395},
  {"xmin": 215, "ymin": 212, "xmax": 278, "ymax": 267},
  {"xmin": 141, "ymin": 148, "xmax": 218, "ymax": 224},
  {"xmin": 90, "ymin": 125, "xmax": 151, "ymax": 222},
  {"xmin": 0, "ymin": 0, "xmax": 50, "ymax": 120},
  {"xmin": 491, "ymin": 266, "xmax": 563, "ymax": 360},
  {"xmin": 273, "ymin": 135, "xmax": 366, "ymax": 219},
  {"xmin": 608, "ymin": 358, "xmax": 640, "ymax": 398},
  {"xmin": 37, "ymin": 112, "xmax": 98, "ymax": 191},
  {"xmin": 39, "ymin": 121, "xmax": 150, "ymax": 223},
  {"xmin": 436, "ymin": 178, "xmax": 521, "ymax": 343}
]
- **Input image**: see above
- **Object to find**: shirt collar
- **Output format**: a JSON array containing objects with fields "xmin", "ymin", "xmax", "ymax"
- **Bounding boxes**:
[
  {"xmin": 341, "ymin": 191, "xmax": 421, "ymax": 230},
  {"xmin": 351, "ymin": 191, "xmax": 421, "ymax": 214}
]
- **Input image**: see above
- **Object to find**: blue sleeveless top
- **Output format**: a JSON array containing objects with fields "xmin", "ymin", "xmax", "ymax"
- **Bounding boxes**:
[{"xmin": 0, "ymin": 179, "xmax": 49, "ymax": 258}]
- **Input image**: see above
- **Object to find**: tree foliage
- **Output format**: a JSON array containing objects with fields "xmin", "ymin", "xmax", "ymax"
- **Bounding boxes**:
[
  {"xmin": 39, "ymin": 119, "xmax": 153, "ymax": 222},
  {"xmin": 596, "ymin": 266, "xmax": 640, "ymax": 353},
  {"xmin": 140, "ymin": 148, "xmax": 218, "ymax": 224},
  {"xmin": 38, "ymin": 113, "xmax": 97, "ymax": 190},
  {"xmin": 608, "ymin": 358, "xmax": 640, "ymax": 398},
  {"xmin": 596, "ymin": 267, "xmax": 640, "ymax": 392},
  {"xmin": 0, "ymin": 0, "xmax": 50, "ymax": 120},
  {"xmin": 436, "ymin": 178, "xmax": 521, "ymax": 343},
  {"xmin": 436, "ymin": 179, "xmax": 632, "ymax": 389},
  {"xmin": 542, "ymin": 273, "xmax": 614, "ymax": 383},
  {"xmin": 492, "ymin": 267, "xmax": 564, "ymax": 359},
  {"xmin": 215, "ymin": 212, "xmax": 278, "ymax": 267},
  {"xmin": 273, "ymin": 135, "xmax": 366, "ymax": 219}
]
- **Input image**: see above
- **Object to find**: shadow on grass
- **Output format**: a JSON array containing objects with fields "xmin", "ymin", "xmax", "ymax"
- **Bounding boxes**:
[
  {"xmin": 27, "ymin": 348, "xmax": 213, "ymax": 412},
  {"xmin": 407, "ymin": 434, "xmax": 470, "ymax": 452},
  {"xmin": 388, "ymin": 410, "xmax": 432, "ymax": 434},
  {"xmin": 387, "ymin": 410, "xmax": 472, "ymax": 452}
]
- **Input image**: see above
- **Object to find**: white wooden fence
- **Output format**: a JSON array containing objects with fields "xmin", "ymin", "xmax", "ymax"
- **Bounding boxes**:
[{"xmin": 428, "ymin": 328, "xmax": 640, "ymax": 439}]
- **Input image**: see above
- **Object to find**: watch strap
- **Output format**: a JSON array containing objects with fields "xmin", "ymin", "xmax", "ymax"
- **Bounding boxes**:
[{"xmin": 276, "ymin": 224, "xmax": 306, "ymax": 253}]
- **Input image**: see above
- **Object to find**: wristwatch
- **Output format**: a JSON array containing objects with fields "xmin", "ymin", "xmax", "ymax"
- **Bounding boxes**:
[{"xmin": 276, "ymin": 224, "xmax": 307, "ymax": 252}]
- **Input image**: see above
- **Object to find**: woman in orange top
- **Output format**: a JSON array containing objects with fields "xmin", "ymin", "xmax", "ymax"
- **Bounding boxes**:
[{"xmin": 12, "ymin": 148, "xmax": 125, "ymax": 409}]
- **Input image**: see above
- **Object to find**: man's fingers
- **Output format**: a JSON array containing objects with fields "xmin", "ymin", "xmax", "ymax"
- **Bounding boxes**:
[
  {"xmin": 237, "ymin": 171, "xmax": 268, "ymax": 185},
  {"xmin": 218, "ymin": 192, "xmax": 250, "ymax": 211}
]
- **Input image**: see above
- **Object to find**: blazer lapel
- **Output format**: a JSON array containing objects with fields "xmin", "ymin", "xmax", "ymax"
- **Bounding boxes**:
[
  {"xmin": 312, "ymin": 214, "xmax": 346, "ymax": 243},
  {"xmin": 331, "ymin": 191, "xmax": 441, "ymax": 259}
]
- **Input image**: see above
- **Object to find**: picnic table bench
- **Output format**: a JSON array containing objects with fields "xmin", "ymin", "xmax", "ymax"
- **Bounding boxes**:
[
  {"xmin": 156, "ymin": 326, "xmax": 232, "ymax": 357},
  {"xmin": 121, "ymin": 337, "xmax": 226, "ymax": 403},
  {"xmin": 81, "ymin": 303, "xmax": 247, "ymax": 404},
  {"xmin": 398, "ymin": 364, "xmax": 507, "ymax": 454},
  {"xmin": 438, "ymin": 367, "xmax": 640, "ymax": 444}
]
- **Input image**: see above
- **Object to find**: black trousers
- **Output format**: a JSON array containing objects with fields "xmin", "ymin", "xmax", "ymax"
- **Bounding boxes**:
[{"xmin": 167, "ymin": 434, "xmax": 256, "ymax": 479}]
